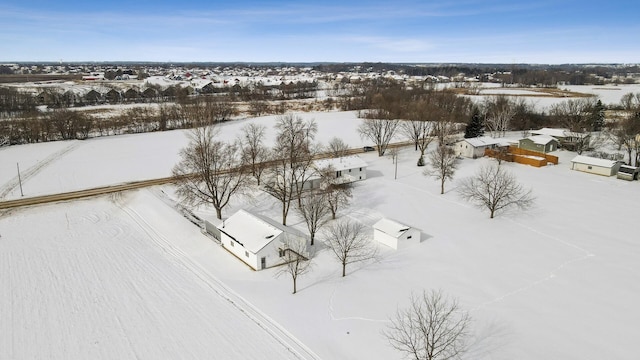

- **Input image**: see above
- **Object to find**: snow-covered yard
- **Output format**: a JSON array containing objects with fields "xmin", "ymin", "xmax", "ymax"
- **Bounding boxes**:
[{"xmin": 1, "ymin": 111, "xmax": 640, "ymax": 359}]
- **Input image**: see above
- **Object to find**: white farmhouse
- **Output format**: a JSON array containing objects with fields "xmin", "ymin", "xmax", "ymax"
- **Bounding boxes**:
[
  {"xmin": 453, "ymin": 136, "xmax": 503, "ymax": 159},
  {"xmin": 570, "ymin": 155, "xmax": 622, "ymax": 176},
  {"xmin": 217, "ymin": 210, "xmax": 307, "ymax": 270},
  {"xmin": 313, "ymin": 155, "xmax": 368, "ymax": 184},
  {"xmin": 373, "ymin": 218, "xmax": 420, "ymax": 250}
]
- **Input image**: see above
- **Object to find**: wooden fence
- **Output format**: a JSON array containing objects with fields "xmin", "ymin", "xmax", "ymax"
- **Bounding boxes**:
[{"xmin": 484, "ymin": 146, "xmax": 559, "ymax": 168}]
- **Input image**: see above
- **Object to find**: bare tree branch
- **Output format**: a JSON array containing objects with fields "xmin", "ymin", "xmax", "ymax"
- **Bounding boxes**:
[
  {"xmin": 457, "ymin": 164, "xmax": 535, "ymax": 219},
  {"xmin": 323, "ymin": 219, "xmax": 377, "ymax": 277},
  {"xmin": 172, "ymin": 126, "xmax": 251, "ymax": 219},
  {"xmin": 383, "ymin": 289, "xmax": 471, "ymax": 360},
  {"xmin": 275, "ymin": 235, "xmax": 313, "ymax": 294}
]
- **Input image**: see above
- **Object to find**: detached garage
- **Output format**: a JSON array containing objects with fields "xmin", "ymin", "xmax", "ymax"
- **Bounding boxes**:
[
  {"xmin": 570, "ymin": 155, "xmax": 622, "ymax": 176},
  {"xmin": 373, "ymin": 218, "xmax": 420, "ymax": 250}
]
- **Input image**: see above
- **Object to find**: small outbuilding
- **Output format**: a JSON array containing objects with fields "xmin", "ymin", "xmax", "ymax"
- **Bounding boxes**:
[
  {"xmin": 617, "ymin": 165, "xmax": 639, "ymax": 181},
  {"xmin": 570, "ymin": 155, "xmax": 622, "ymax": 177},
  {"xmin": 216, "ymin": 210, "xmax": 307, "ymax": 271},
  {"xmin": 373, "ymin": 218, "xmax": 420, "ymax": 250}
]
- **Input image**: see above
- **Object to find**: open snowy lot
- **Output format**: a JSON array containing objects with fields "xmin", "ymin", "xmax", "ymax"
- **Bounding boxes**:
[{"xmin": 1, "ymin": 110, "xmax": 640, "ymax": 359}]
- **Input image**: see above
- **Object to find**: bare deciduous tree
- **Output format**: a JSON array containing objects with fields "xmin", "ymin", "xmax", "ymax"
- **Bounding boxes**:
[
  {"xmin": 264, "ymin": 114, "xmax": 318, "ymax": 225},
  {"xmin": 483, "ymin": 95, "xmax": 515, "ymax": 138},
  {"xmin": 383, "ymin": 289, "xmax": 472, "ymax": 360},
  {"xmin": 457, "ymin": 164, "xmax": 534, "ymax": 219},
  {"xmin": 172, "ymin": 126, "xmax": 251, "ymax": 219},
  {"xmin": 357, "ymin": 117, "xmax": 400, "ymax": 157},
  {"xmin": 401, "ymin": 120, "xmax": 435, "ymax": 166},
  {"xmin": 297, "ymin": 190, "xmax": 331, "ymax": 245},
  {"xmin": 275, "ymin": 235, "xmax": 312, "ymax": 294},
  {"xmin": 549, "ymin": 98, "xmax": 596, "ymax": 154},
  {"xmin": 323, "ymin": 219, "xmax": 377, "ymax": 277},
  {"xmin": 425, "ymin": 145, "xmax": 458, "ymax": 194},
  {"xmin": 317, "ymin": 165, "xmax": 353, "ymax": 219},
  {"xmin": 326, "ymin": 137, "xmax": 350, "ymax": 158},
  {"xmin": 239, "ymin": 123, "xmax": 270, "ymax": 185}
]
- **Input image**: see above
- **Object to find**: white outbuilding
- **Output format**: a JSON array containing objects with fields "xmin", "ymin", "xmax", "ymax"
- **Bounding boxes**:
[
  {"xmin": 570, "ymin": 155, "xmax": 622, "ymax": 177},
  {"xmin": 217, "ymin": 210, "xmax": 308, "ymax": 270},
  {"xmin": 373, "ymin": 218, "xmax": 420, "ymax": 250}
]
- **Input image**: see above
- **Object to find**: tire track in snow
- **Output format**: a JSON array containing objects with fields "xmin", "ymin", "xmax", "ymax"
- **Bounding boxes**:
[
  {"xmin": 0, "ymin": 142, "xmax": 81, "ymax": 200},
  {"xmin": 111, "ymin": 191, "xmax": 321, "ymax": 360},
  {"xmin": 471, "ymin": 219, "xmax": 595, "ymax": 311},
  {"xmin": 327, "ymin": 282, "xmax": 389, "ymax": 323}
]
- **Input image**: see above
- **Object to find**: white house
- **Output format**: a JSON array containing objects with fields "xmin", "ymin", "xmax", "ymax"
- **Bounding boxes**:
[
  {"xmin": 313, "ymin": 155, "xmax": 368, "ymax": 184},
  {"xmin": 570, "ymin": 155, "xmax": 622, "ymax": 176},
  {"xmin": 373, "ymin": 218, "xmax": 420, "ymax": 250},
  {"xmin": 217, "ymin": 210, "xmax": 308, "ymax": 270},
  {"xmin": 453, "ymin": 136, "xmax": 504, "ymax": 159}
]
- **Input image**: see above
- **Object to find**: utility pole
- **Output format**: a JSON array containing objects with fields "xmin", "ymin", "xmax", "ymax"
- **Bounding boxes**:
[
  {"xmin": 394, "ymin": 150, "xmax": 398, "ymax": 180},
  {"xmin": 17, "ymin": 162, "xmax": 24, "ymax": 197}
]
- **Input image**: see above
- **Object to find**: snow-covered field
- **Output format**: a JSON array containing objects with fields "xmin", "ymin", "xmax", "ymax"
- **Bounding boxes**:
[
  {"xmin": 466, "ymin": 83, "xmax": 640, "ymax": 112},
  {"xmin": 1, "ymin": 111, "xmax": 640, "ymax": 359}
]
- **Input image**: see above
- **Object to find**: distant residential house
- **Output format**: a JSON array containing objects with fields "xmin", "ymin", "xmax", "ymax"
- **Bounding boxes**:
[
  {"xmin": 123, "ymin": 88, "xmax": 140, "ymax": 101},
  {"xmin": 532, "ymin": 127, "xmax": 590, "ymax": 150},
  {"xmin": 105, "ymin": 89, "xmax": 122, "ymax": 103},
  {"xmin": 373, "ymin": 218, "xmax": 420, "ymax": 250},
  {"xmin": 518, "ymin": 135, "xmax": 559, "ymax": 154},
  {"xmin": 454, "ymin": 136, "xmax": 504, "ymax": 159},
  {"xmin": 84, "ymin": 89, "xmax": 102, "ymax": 104},
  {"xmin": 312, "ymin": 155, "xmax": 368, "ymax": 184},
  {"xmin": 82, "ymin": 73, "xmax": 105, "ymax": 81},
  {"xmin": 142, "ymin": 87, "xmax": 158, "ymax": 100},
  {"xmin": 570, "ymin": 155, "xmax": 621, "ymax": 176},
  {"xmin": 216, "ymin": 210, "xmax": 308, "ymax": 271}
]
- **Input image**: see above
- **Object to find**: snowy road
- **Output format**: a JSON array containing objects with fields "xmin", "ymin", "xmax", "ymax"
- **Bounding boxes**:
[{"xmin": 0, "ymin": 191, "xmax": 316, "ymax": 360}]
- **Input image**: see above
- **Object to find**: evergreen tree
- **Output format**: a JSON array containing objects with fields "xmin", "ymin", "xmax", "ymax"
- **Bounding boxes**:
[
  {"xmin": 590, "ymin": 99, "xmax": 605, "ymax": 131},
  {"xmin": 464, "ymin": 110, "xmax": 484, "ymax": 138}
]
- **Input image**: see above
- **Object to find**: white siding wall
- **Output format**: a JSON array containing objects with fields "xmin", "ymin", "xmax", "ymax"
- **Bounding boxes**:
[
  {"xmin": 571, "ymin": 162, "xmax": 619, "ymax": 176},
  {"xmin": 454, "ymin": 141, "xmax": 486, "ymax": 158},
  {"xmin": 255, "ymin": 238, "xmax": 287, "ymax": 270},
  {"xmin": 374, "ymin": 229, "xmax": 398, "ymax": 249},
  {"xmin": 398, "ymin": 229, "xmax": 421, "ymax": 247},
  {"xmin": 344, "ymin": 166, "xmax": 367, "ymax": 181},
  {"xmin": 374, "ymin": 228, "xmax": 420, "ymax": 249}
]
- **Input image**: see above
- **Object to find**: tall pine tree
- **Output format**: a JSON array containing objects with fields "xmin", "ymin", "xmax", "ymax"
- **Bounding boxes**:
[
  {"xmin": 590, "ymin": 99, "xmax": 605, "ymax": 131},
  {"xmin": 464, "ymin": 110, "xmax": 484, "ymax": 138}
]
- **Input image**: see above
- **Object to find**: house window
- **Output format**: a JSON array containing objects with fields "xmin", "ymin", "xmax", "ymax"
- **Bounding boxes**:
[
  {"xmin": 407, "ymin": 236, "xmax": 412, "ymax": 239},
  {"xmin": 230, "ymin": 240, "xmax": 234, "ymax": 247},
  {"xmin": 336, "ymin": 171, "xmax": 342, "ymax": 177},
  {"xmin": 245, "ymin": 251, "xmax": 249, "ymax": 258},
  {"xmin": 349, "ymin": 169, "xmax": 351, "ymax": 172},
  {"xmin": 359, "ymin": 168, "xmax": 362, "ymax": 171},
  {"xmin": 279, "ymin": 249, "xmax": 285, "ymax": 257},
  {"xmin": 588, "ymin": 166, "xmax": 592, "ymax": 169}
]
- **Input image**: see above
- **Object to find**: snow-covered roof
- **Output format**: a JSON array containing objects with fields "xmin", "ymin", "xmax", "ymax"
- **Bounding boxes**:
[
  {"xmin": 217, "ymin": 210, "xmax": 305, "ymax": 253},
  {"xmin": 373, "ymin": 218, "xmax": 412, "ymax": 239},
  {"xmin": 461, "ymin": 136, "xmax": 502, "ymax": 148},
  {"xmin": 527, "ymin": 134, "xmax": 558, "ymax": 145},
  {"xmin": 571, "ymin": 155, "xmax": 620, "ymax": 168},
  {"xmin": 531, "ymin": 128, "xmax": 570, "ymax": 138},
  {"xmin": 313, "ymin": 155, "xmax": 367, "ymax": 172}
]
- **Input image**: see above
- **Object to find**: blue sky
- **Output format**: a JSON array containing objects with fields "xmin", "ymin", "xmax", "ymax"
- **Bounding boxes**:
[{"xmin": 1, "ymin": 0, "xmax": 638, "ymax": 64}]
